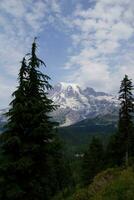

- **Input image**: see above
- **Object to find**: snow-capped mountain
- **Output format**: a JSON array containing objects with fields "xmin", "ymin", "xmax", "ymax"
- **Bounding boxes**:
[
  {"xmin": 0, "ymin": 83, "xmax": 119, "ymax": 128},
  {"xmin": 49, "ymin": 82, "xmax": 119, "ymax": 126}
]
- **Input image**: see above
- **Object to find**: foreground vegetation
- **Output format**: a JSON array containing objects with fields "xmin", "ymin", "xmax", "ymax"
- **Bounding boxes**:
[{"xmin": 56, "ymin": 167, "xmax": 134, "ymax": 200}]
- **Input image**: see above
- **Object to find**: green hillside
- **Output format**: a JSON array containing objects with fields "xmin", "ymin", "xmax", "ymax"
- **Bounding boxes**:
[{"xmin": 53, "ymin": 167, "xmax": 134, "ymax": 200}]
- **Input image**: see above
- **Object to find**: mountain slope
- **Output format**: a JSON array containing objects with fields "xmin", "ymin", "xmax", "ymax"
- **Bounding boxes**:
[{"xmin": 49, "ymin": 82, "xmax": 119, "ymax": 126}]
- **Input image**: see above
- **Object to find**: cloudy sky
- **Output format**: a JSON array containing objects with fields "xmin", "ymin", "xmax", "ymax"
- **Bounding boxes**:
[{"xmin": 0, "ymin": 0, "xmax": 134, "ymax": 107}]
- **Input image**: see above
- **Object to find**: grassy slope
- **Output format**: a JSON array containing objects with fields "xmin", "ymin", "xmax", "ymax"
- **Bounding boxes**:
[{"xmin": 54, "ymin": 167, "xmax": 134, "ymax": 200}]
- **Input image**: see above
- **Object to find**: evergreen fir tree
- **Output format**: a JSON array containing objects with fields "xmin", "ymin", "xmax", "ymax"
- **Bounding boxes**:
[
  {"xmin": 118, "ymin": 74, "xmax": 134, "ymax": 166},
  {"xmin": 0, "ymin": 39, "xmax": 64, "ymax": 200},
  {"xmin": 0, "ymin": 57, "xmax": 30, "ymax": 199},
  {"xmin": 82, "ymin": 137, "xmax": 104, "ymax": 185},
  {"xmin": 106, "ymin": 75, "xmax": 134, "ymax": 167}
]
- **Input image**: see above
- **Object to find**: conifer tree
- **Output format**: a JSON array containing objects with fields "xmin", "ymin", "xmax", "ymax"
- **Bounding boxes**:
[
  {"xmin": 0, "ymin": 39, "xmax": 62, "ymax": 200},
  {"xmin": 106, "ymin": 75, "xmax": 134, "ymax": 167},
  {"xmin": 118, "ymin": 74, "xmax": 134, "ymax": 166},
  {"xmin": 0, "ymin": 57, "xmax": 30, "ymax": 199},
  {"xmin": 82, "ymin": 137, "xmax": 104, "ymax": 185}
]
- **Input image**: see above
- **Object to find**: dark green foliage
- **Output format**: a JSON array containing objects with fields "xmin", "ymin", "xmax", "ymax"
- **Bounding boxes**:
[
  {"xmin": 106, "ymin": 75, "xmax": 134, "ymax": 167},
  {"xmin": 0, "ymin": 39, "xmax": 70, "ymax": 200},
  {"xmin": 82, "ymin": 137, "xmax": 104, "ymax": 185},
  {"xmin": 60, "ymin": 168, "xmax": 134, "ymax": 200},
  {"xmin": 118, "ymin": 75, "xmax": 133, "ymax": 132},
  {"xmin": 106, "ymin": 134, "xmax": 124, "ymax": 167},
  {"xmin": 118, "ymin": 75, "xmax": 134, "ymax": 164}
]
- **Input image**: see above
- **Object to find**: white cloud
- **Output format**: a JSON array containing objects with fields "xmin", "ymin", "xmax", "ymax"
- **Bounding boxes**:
[
  {"xmin": 0, "ymin": 0, "xmax": 26, "ymax": 17},
  {"xmin": 51, "ymin": 0, "xmax": 61, "ymax": 13},
  {"xmin": 0, "ymin": 0, "xmax": 62, "ymax": 107},
  {"xmin": 63, "ymin": 0, "xmax": 134, "ymax": 93},
  {"xmin": 0, "ymin": 0, "xmax": 62, "ymax": 73}
]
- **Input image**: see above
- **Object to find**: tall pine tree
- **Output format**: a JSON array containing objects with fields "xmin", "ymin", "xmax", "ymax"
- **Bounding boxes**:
[
  {"xmin": 118, "ymin": 74, "xmax": 134, "ymax": 166},
  {"xmin": 0, "ymin": 39, "xmax": 62, "ymax": 200},
  {"xmin": 0, "ymin": 57, "xmax": 30, "ymax": 199},
  {"xmin": 106, "ymin": 75, "xmax": 134, "ymax": 167}
]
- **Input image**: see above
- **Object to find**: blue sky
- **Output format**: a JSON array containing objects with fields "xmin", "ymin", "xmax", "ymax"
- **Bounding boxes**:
[{"xmin": 0, "ymin": 0, "xmax": 134, "ymax": 107}]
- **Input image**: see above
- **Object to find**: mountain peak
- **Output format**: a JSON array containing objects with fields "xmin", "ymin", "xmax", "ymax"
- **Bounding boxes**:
[{"xmin": 49, "ymin": 82, "xmax": 119, "ymax": 126}]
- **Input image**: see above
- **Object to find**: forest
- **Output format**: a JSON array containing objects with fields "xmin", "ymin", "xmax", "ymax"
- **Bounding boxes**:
[{"xmin": 0, "ymin": 40, "xmax": 134, "ymax": 200}]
